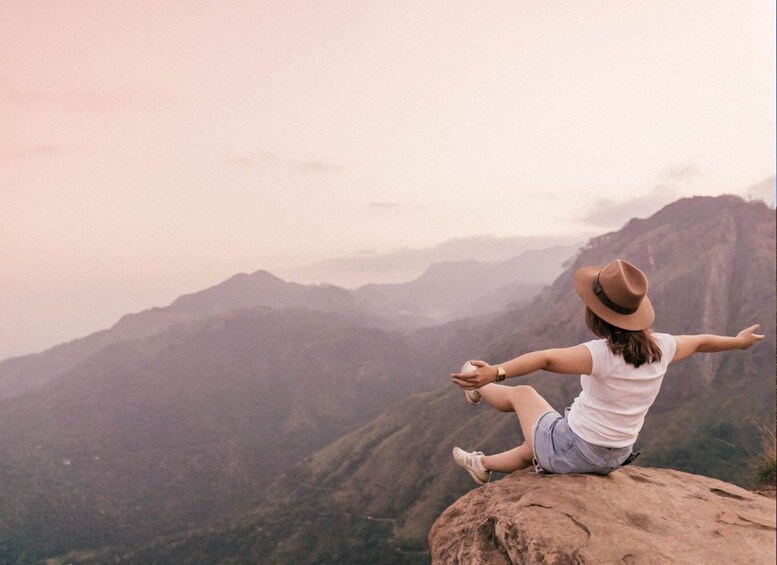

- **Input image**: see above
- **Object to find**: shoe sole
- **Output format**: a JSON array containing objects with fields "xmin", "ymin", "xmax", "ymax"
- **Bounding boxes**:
[{"xmin": 465, "ymin": 390, "xmax": 481, "ymax": 405}]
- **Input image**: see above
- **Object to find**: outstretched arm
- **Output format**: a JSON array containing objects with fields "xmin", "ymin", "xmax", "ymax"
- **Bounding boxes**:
[
  {"xmin": 673, "ymin": 324, "xmax": 764, "ymax": 362},
  {"xmin": 450, "ymin": 345, "xmax": 592, "ymax": 390}
]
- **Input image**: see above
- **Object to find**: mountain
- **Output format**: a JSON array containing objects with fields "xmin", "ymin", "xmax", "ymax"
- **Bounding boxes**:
[
  {"xmin": 0, "ymin": 271, "xmax": 369, "ymax": 400},
  {"xmin": 0, "ymin": 246, "xmax": 573, "ymax": 401},
  {"xmin": 96, "ymin": 195, "xmax": 775, "ymax": 564},
  {"xmin": 354, "ymin": 245, "xmax": 577, "ymax": 327},
  {"xmin": 0, "ymin": 307, "xmax": 442, "ymax": 563},
  {"xmin": 276, "ymin": 234, "xmax": 584, "ymax": 288},
  {"xmin": 3, "ymin": 194, "xmax": 772, "ymax": 564},
  {"xmin": 0, "ymin": 240, "xmax": 576, "ymax": 561}
]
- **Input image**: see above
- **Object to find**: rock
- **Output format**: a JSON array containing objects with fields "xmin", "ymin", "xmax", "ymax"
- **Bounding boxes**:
[{"xmin": 429, "ymin": 466, "xmax": 776, "ymax": 564}]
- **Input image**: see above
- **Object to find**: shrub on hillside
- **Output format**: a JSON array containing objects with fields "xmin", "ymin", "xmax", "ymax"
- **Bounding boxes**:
[{"xmin": 751, "ymin": 420, "xmax": 776, "ymax": 486}]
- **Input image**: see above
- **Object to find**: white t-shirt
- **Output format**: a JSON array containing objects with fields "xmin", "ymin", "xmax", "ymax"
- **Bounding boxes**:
[{"xmin": 567, "ymin": 333, "xmax": 676, "ymax": 448}]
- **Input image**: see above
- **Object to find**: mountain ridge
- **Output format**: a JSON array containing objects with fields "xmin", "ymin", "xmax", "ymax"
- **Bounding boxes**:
[
  {"xmin": 2, "ymin": 194, "xmax": 773, "ymax": 565},
  {"xmin": 0, "ymin": 245, "xmax": 571, "ymax": 400},
  {"xmin": 0, "ymin": 306, "xmax": 445, "ymax": 562},
  {"xmin": 0, "ymin": 270, "xmax": 371, "ymax": 400},
  {"xmin": 354, "ymin": 245, "xmax": 576, "ymax": 326},
  {"xmin": 113, "ymin": 194, "xmax": 775, "ymax": 564}
]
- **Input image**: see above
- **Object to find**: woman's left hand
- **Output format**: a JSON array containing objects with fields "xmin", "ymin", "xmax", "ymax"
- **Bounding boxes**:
[{"xmin": 450, "ymin": 359, "xmax": 496, "ymax": 390}]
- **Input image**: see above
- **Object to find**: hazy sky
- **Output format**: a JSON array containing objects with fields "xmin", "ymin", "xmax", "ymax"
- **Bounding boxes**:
[{"xmin": 2, "ymin": 1, "xmax": 775, "ymax": 359}]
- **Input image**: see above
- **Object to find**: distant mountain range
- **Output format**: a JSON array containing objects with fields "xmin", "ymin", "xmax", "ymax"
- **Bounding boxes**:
[
  {"xmin": 0, "ymin": 195, "xmax": 773, "ymax": 565},
  {"xmin": 0, "ymin": 238, "xmax": 571, "ymax": 563},
  {"xmin": 276, "ymin": 233, "xmax": 584, "ymax": 287},
  {"xmin": 0, "ymin": 307, "xmax": 443, "ymax": 562},
  {"xmin": 354, "ymin": 245, "xmax": 577, "ymax": 326},
  {"xmin": 69, "ymin": 195, "xmax": 774, "ymax": 565},
  {"xmin": 0, "ymin": 246, "xmax": 573, "ymax": 400}
]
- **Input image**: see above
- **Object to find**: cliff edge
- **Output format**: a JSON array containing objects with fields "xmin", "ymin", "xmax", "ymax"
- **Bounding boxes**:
[{"xmin": 429, "ymin": 466, "xmax": 775, "ymax": 564}]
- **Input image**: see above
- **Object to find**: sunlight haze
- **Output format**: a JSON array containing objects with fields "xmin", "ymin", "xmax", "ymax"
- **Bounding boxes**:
[{"xmin": 2, "ymin": 0, "xmax": 775, "ymax": 358}]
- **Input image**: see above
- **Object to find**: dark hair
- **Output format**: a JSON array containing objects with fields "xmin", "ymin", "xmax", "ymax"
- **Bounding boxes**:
[{"xmin": 585, "ymin": 307, "xmax": 662, "ymax": 368}]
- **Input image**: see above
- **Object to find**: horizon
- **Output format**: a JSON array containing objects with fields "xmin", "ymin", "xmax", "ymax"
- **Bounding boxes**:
[
  {"xmin": 2, "ymin": 191, "xmax": 773, "ymax": 362},
  {"xmin": 3, "ymin": 1, "xmax": 775, "ymax": 358},
  {"xmin": 1, "ymin": 179, "xmax": 773, "ymax": 563}
]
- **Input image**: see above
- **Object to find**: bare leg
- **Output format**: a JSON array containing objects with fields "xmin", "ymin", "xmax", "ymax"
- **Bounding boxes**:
[
  {"xmin": 482, "ymin": 442, "xmax": 534, "ymax": 473},
  {"xmin": 477, "ymin": 383, "xmax": 518, "ymax": 412},
  {"xmin": 480, "ymin": 385, "xmax": 555, "ymax": 472}
]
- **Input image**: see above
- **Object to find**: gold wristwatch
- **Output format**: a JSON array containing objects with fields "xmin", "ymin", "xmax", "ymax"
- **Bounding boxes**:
[{"xmin": 495, "ymin": 365, "xmax": 506, "ymax": 382}]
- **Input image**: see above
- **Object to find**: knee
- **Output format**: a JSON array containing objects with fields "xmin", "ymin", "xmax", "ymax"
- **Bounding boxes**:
[{"xmin": 510, "ymin": 385, "xmax": 537, "ymax": 402}]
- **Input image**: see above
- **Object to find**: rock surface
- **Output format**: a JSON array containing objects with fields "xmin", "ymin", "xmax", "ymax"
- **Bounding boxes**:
[{"xmin": 429, "ymin": 466, "xmax": 776, "ymax": 564}]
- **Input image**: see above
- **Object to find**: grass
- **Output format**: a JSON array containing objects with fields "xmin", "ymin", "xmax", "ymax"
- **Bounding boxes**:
[{"xmin": 748, "ymin": 418, "xmax": 776, "ymax": 487}]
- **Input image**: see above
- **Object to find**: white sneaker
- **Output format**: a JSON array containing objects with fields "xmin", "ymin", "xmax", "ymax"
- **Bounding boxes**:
[
  {"xmin": 465, "ymin": 389, "xmax": 482, "ymax": 405},
  {"xmin": 452, "ymin": 447, "xmax": 491, "ymax": 485}
]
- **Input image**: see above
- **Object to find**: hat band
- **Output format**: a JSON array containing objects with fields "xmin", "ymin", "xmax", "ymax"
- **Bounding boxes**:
[{"xmin": 593, "ymin": 274, "xmax": 638, "ymax": 316}]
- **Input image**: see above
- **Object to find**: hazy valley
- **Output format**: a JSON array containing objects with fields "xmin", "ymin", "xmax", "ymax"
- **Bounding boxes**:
[{"xmin": 0, "ymin": 195, "xmax": 773, "ymax": 564}]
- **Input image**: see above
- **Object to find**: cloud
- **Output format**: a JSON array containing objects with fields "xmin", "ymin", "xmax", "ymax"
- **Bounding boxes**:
[
  {"xmin": 657, "ymin": 164, "xmax": 700, "ymax": 182},
  {"xmin": 581, "ymin": 163, "xmax": 704, "ymax": 228},
  {"xmin": 367, "ymin": 201, "xmax": 427, "ymax": 213},
  {"xmin": 581, "ymin": 184, "xmax": 680, "ymax": 228},
  {"xmin": 2, "ymin": 87, "xmax": 158, "ymax": 114},
  {"xmin": 224, "ymin": 157, "xmax": 256, "ymax": 168},
  {"xmin": 0, "ymin": 144, "xmax": 63, "ymax": 161},
  {"xmin": 224, "ymin": 153, "xmax": 344, "ymax": 174},
  {"xmin": 294, "ymin": 160, "xmax": 343, "ymax": 174},
  {"xmin": 742, "ymin": 175, "xmax": 776, "ymax": 207},
  {"xmin": 32, "ymin": 144, "xmax": 60, "ymax": 156},
  {"xmin": 368, "ymin": 201, "xmax": 406, "ymax": 210}
]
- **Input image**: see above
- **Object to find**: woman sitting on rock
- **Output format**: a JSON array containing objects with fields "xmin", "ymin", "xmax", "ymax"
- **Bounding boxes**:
[{"xmin": 451, "ymin": 259, "xmax": 763, "ymax": 484}]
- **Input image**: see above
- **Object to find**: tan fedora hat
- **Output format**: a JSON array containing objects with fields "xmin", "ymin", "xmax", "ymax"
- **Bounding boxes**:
[{"xmin": 573, "ymin": 259, "xmax": 655, "ymax": 331}]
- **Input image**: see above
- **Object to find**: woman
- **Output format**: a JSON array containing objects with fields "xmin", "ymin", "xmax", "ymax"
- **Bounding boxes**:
[{"xmin": 450, "ymin": 259, "xmax": 763, "ymax": 484}]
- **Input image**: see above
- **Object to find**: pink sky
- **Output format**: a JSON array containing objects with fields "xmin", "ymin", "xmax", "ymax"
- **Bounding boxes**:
[{"xmin": 2, "ymin": 1, "xmax": 775, "ymax": 359}]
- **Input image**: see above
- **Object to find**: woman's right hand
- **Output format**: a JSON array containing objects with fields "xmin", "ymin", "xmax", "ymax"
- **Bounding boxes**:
[{"xmin": 450, "ymin": 359, "xmax": 496, "ymax": 390}]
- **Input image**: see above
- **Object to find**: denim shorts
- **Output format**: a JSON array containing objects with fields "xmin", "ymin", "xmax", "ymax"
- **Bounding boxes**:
[{"xmin": 531, "ymin": 408, "xmax": 633, "ymax": 475}]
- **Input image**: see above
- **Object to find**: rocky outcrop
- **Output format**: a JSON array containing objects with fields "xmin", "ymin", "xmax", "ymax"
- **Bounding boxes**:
[{"xmin": 429, "ymin": 466, "xmax": 776, "ymax": 564}]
